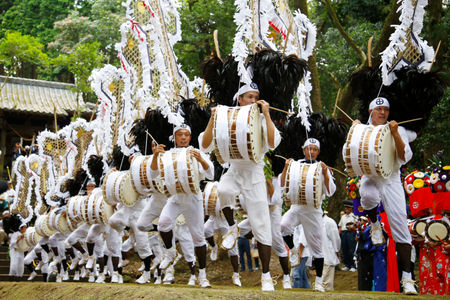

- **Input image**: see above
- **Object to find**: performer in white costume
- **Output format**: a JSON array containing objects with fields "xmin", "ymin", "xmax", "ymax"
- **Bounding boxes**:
[
  {"xmin": 353, "ymin": 97, "xmax": 417, "ymax": 294},
  {"xmin": 280, "ymin": 138, "xmax": 336, "ymax": 292},
  {"xmin": 201, "ymin": 83, "xmax": 281, "ymax": 291}
]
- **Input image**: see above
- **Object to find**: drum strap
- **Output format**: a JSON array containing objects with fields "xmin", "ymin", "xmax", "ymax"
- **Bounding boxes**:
[
  {"xmin": 177, "ymin": 148, "xmax": 191, "ymax": 193},
  {"xmin": 368, "ymin": 126, "xmax": 382, "ymax": 175},
  {"xmin": 305, "ymin": 164, "xmax": 317, "ymax": 207},
  {"xmin": 216, "ymin": 106, "xmax": 231, "ymax": 162},
  {"xmin": 236, "ymin": 105, "xmax": 251, "ymax": 161},
  {"xmin": 349, "ymin": 125, "xmax": 365, "ymax": 176},
  {"xmin": 289, "ymin": 161, "xmax": 301, "ymax": 203},
  {"xmin": 161, "ymin": 152, "xmax": 177, "ymax": 195}
]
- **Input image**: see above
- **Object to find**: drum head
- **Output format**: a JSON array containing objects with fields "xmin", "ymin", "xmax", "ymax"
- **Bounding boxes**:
[
  {"xmin": 101, "ymin": 199, "xmax": 114, "ymax": 225},
  {"xmin": 119, "ymin": 172, "xmax": 139, "ymax": 207},
  {"xmin": 426, "ymin": 220, "xmax": 449, "ymax": 242},
  {"xmin": 56, "ymin": 211, "xmax": 70, "ymax": 233},
  {"xmin": 377, "ymin": 125, "xmax": 395, "ymax": 178},
  {"xmin": 248, "ymin": 104, "xmax": 263, "ymax": 163},
  {"xmin": 414, "ymin": 220, "xmax": 427, "ymax": 236},
  {"xmin": 17, "ymin": 238, "xmax": 29, "ymax": 252}
]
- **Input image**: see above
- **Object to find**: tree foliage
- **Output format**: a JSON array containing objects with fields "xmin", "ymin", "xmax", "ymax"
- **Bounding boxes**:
[{"xmin": 0, "ymin": 31, "xmax": 49, "ymax": 77}]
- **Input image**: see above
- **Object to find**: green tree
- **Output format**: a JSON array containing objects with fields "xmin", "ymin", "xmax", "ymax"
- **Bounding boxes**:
[
  {"xmin": 0, "ymin": 0, "xmax": 74, "ymax": 44},
  {"xmin": 0, "ymin": 31, "xmax": 49, "ymax": 78},
  {"xmin": 53, "ymin": 42, "xmax": 104, "ymax": 103},
  {"xmin": 175, "ymin": 0, "xmax": 236, "ymax": 79}
]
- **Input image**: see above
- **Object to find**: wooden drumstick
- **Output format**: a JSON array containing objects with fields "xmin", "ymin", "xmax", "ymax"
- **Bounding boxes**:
[
  {"xmin": 427, "ymin": 40, "xmax": 441, "ymax": 73},
  {"xmin": 213, "ymin": 30, "xmax": 222, "ymax": 61},
  {"xmin": 336, "ymin": 106, "xmax": 354, "ymax": 123},
  {"xmin": 269, "ymin": 106, "xmax": 293, "ymax": 115},
  {"xmin": 397, "ymin": 118, "xmax": 423, "ymax": 125},
  {"xmin": 275, "ymin": 155, "xmax": 347, "ymax": 177},
  {"xmin": 145, "ymin": 130, "xmax": 159, "ymax": 146}
]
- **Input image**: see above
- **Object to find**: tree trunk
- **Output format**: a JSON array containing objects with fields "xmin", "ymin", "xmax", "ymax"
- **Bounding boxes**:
[{"xmin": 427, "ymin": 0, "xmax": 445, "ymax": 71}]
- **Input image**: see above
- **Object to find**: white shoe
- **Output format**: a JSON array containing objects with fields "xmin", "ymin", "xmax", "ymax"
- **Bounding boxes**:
[
  {"xmin": 199, "ymin": 276, "xmax": 211, "ymax": 288},
  {"xmin": 35, "ymin": 261, "xmax": 43, "ymax": 271},
  {"xmin": 56, "ymin": 274, "xmax": 62, "ymax": 283},
  {"xmin": 79, "ymin": 253, "xmax": 89, "ymax": 265},
  {"xmin": 341, "ymin": 266, "xmax": 349, "ymax": 271},
  {"xmin": 210, "ymin": 245, "xmax": 218, "ymax": 261},
  {"xmin": 111, "ymin": 271, "xmax": 119, "ymax": 283},
  {"xmin": 402, "ymin": 279, "xmax": 418, "ymax": 295},
  {"xmin": 63, "ymin": 271, "xmax": 70, "ymax": 281},
  {"xmin": 86, "ymin": 256, "xmax": 95, "ymax": 269},
  {"xmin": 28, "ymin": 271, "xmax": 37, "ymax": 281},
  {"xmin": 221, "ymin": 224, "xmax": 239, "ymax": 250},
  {"xmin": 232, "ymin": 273, "xmax": 241, "ymax": 287},
  {"xmin": 370, "ymin": 221, "xmax": 385, "ymax": 246},
  {"xmin": 160, "ymin": 248, "xmax": 177, "ymax": 270},
  {"xmin": 118, "ymin": 274, "xmax": 123, "ymax": 284},
  {"xmin": 282, "ymin": 274, "xmax": 292, "ymax": 289},
  {"xmin": 289, "ymin": 247, "xmax": 300, "ymax": 267},
  {"xmin": 261, "ymin": 273, "xmax": 274, "ymax": 291},
  {"xmin": 88, "ymin": 273, "xmax": 95, "ymax": 283},
  {"xmin": 314, "ymin": 281, "xmax": 325, "ymax": 292},
  {"xmin": 163, "ymin": 267, "xmax": 174, "ymax": 284},
  {"xmin": 349, "ymin": 267, "xmax": 357, "ymax": 272},
  {"xmin": 95, "ymin": 273, "xmax": 105, "ymax": 283},
  {"xmin": 70, "ymin": 256, "xmax": 80, "ymax": 270},
  {"xmin": 73, "ymin": 271, "xmax": 80, "ymax": 281},
  {"xmin": 118, "ymin": 259, "xmax": 129, "ymax": 268},
  {"xmin": 150, "ymin": 257, "xmax": 160, "ymax": 271},
  {"xmin": 138, "ymin": 264, "xmax": 145, "ymax": 272},
  {"xmin": 187, "ymin": 274, "xmax": 196, "ymax": 286},
  {"xmin": 136, "ymin": 271, "xmax": 150, "ymax": 284},
  {"xmin": 80, "ymin": 267, "xmax": 88, "ymax": 278},
  {"xmin": 154, "ymin": 276, "xmax": 162, "ymax": 285}
]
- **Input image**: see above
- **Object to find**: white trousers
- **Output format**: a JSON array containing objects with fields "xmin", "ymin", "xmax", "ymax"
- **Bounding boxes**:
[
  {"xmin": 137, "ymin": 193, "xmax": 167, "ymax": 231},
  {"xmin": 280, "ymin": 204, "xmax": 324, "ymax": 258},
  {"xmin": 270, "ymin": 205, "xmax": 288, "ymax": 257},
  {"xmin": 49, "ymin": 232, "xmax": 68, "ymax": 260},
  {"xmin": 174, "ymin": 224, "xmax": 196, "ymax": 262},
  {"xmin": 9, "ymin": 248, "xmax": 24, "ymax": 276},
  {"xmin": 322, "ymin": 264, "xmax": 335, "ymax": 291},
  {"xmin": 65, "ymin": 223, "xmax": 90, "ymax": 247},
  {"xmin": 109, "ymin": 203, "xmax": 153, "ymax": 259},
  {"xmin": 217, "ymin": 172, "xmax": 272, "ymax": 246},
  {"xmin": 158, "ymin": 198, "xmax": 206, "ymax": 247},
  {"xmin": 148, "ymin": 233, "xmax": 163, "ymax": 262},
  {"xmin": 360, "ymin": 177, "xmax": 412, "ymax": 244}
]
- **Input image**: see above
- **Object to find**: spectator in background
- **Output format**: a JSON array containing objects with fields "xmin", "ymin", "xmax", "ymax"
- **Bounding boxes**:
[
  {"xmin": 321, "ymin": 211, "xmax": 341, "ymax": 291},
  {"xmin": 250, "ymin": 237, "xmax": 260, "ymax": 271},
  {"xmin": 238, "ymin": 234, "xmax": 253, "ymax": 272},
  {"xmin": 339, "ymin": 200, "xmax": 357, "ymax": 271},
  {"xmin": 5, "ymin": 182, "xmax": 15, "ymax": 205},
  {"xmin": 12, "ymin": 142, "xmax": 25, "ymax": 161},
  {"xmin": 292, "ymin": 224, "xmax": 311, "ymax": 289}
]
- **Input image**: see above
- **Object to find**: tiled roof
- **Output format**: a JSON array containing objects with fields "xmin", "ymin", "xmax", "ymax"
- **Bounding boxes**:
[{"xmin": 0, "ymin": 76, "xmax": 91, "ymax": 116}]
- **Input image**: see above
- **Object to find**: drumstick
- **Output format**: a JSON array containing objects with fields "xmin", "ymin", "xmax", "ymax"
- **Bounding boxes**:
[
  {"xmin": 397, "ymin": 118, "xmax": 423, "ymax": 125},
  {"xmin": 336, "ymin": 106, "xmax": 354, "ymax": 123},
  {"xmin": 269, "ymin": 106, "xmax": 293, "ymax": 115},
  {"xmin": 427, "ymin": 40, "xmax": 441, "ymax": 73},
  {"xmin": 329, "ymin": 167, "xmax": 347, "ymax": 177},
  {"xmin": 276, "ymin": 154, "xmax": 347, "ymax": 177},
  {"xmin": 145, "ymin": 130, "xmax": 159, "ymax": 146}
]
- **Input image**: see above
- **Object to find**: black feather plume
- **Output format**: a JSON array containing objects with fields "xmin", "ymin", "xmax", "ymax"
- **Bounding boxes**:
[
  {"xmin": 112, "ymin": 145, "xmax": 130, "ymax": 171},
  {"xmin": 87, "ymin": 155, "xmax": 104, "ymax": 186},
  {"xmin": 178, "ymin": 98, "xmax": 211, "ymax": 148}
]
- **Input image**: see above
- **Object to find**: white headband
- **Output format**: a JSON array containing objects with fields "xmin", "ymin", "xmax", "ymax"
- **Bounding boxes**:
[
  {"xmin": 369, "ymin": 97, "xmax": 390, "ymax": 110},
  {"xmin": 302, "ymin": 138, "xmax": 320, "ymax": 150},
  {"xmin": 169, "ymin": 124, "xmax": 191, "ymax": 142},
  {"xmin": 233, "ymin": 83, "xmax": 259, "ymax": 102}
]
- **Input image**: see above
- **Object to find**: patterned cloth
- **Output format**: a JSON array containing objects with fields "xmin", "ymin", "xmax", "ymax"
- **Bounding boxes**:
[{"xmin": 419, "ymin": 244, "xmax": 449, "ymax": 295}]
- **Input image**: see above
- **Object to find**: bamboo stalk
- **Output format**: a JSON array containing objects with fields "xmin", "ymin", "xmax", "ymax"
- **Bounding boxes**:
[
  {"xmin": 427, "ymin": 40, "xmax": 441, "ymax": 72},
  {"xmin": 275, "ymin": 154, "xmax": 288, "ymax": 160},
  {"xmin": 397, "ymin": 118, "xmax": 423, "ymax": 125},
  {"xmin": 329, "ymin": 167, "xmax": 347, "ymax": 177},
  {"xmin": 367, "ymin": 36, "xmax": 373, "ymax": 67},
  {"xmin": 28, "ymin": 135, "xmax": 35, "ymax": 155},
  {"xmin": 145, "ymin": 130, "xmax": 159, "ymax": 145},
  {"xmin": 336, "ymin": 105, "xmax": 354, "ymax": 122},
  {"xmin": 332, "ymin": 89, "xmax": 341, "ymax": 118},
  {"xmin": 53, "ymin": 106, "xmax": 58, "ymax": 133},
  {"xmin": 282, "ymin": 22, "xmax": 293, "ymax": 57},
  {"xmin": 89, "ymin": 100, "xmax": 99, "ymax": 122},
  {"xmin": 213, "ymin": 30, "xmax": 222, "ymax": 61}
]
